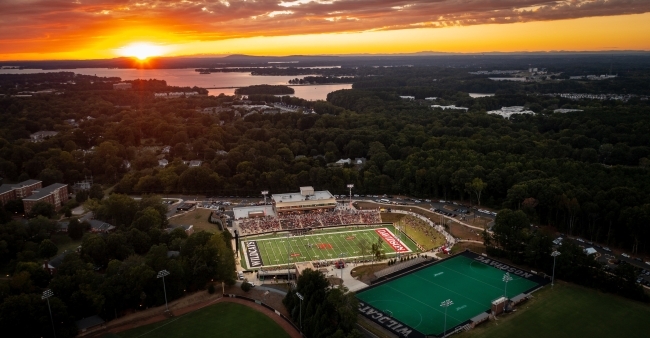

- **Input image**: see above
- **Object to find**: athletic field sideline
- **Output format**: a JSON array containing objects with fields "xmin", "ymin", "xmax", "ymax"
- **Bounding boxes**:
[
  {"xmin": 241, "ymin": 225, "xmax": 419, "ymax": 269},
  {"xmin": 356, "ymin": 251, "xmax": 547, "ymax": 338}
]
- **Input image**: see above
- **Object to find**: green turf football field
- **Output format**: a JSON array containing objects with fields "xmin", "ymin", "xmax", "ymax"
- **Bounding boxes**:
[
  {"xmin": 356, "ymin": 254, "xmax": 539, "ymax": 337},
  {"xmin": 241, "ymin": 225, "xmax": 419, "ymax": 269}
]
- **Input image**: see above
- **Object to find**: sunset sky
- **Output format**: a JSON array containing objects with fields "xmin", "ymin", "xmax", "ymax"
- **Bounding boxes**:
[{"xmin": 1, "ymin": 0, "xmax": 650, "ymax": 60}]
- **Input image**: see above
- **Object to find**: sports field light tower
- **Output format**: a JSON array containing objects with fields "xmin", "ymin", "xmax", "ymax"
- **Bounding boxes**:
[
  {"xmin": 440, "ymin": 299, "xmax": 453, "ymax": 338},
  {"xmin": 347, "ymin": 184, "xmax": 354, "ymax": 208},
  {"xmin": 157, "ymin": 269, "xmax": 170, "ymax": 311},
  {"xmin": 339, "ymin": 252, "xmax": 347, "ymax": 285},
  {"xmin": 502, "ymin": 272, "xmax": 513, "ymax": 299},
  {"xmin": 261, "ymin": 190, "xmax": 269, "ymax": 215},
  {"xmin": 42, "ymin": 289, "xmax": 57, "ymax": 338},
  {"xmin": 551, "ymin": 250, "xmax": 561, "ymax": 287},
  {"xmin": 296, "ymin": 292, "xmax": 304, "ymax": 329}
]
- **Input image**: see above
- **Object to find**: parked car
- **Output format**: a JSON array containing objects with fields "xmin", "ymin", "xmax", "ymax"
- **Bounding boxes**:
[{"xmin": 621, "ymin": 253, "xmax": 630, "ymax": 258}]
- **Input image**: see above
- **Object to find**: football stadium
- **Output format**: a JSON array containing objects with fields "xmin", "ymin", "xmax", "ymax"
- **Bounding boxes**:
[
  {"xmin": 355, "ymin": 251, "xmax": 548, "ymax": 338},
  {"xmin": 235, "ymin": 187, "xmax": 422, "ymax": 270}
]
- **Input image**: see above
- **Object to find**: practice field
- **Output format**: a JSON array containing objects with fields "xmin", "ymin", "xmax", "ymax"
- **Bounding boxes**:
[
  {"xmin": 458, "ymin": 282, "xmax": 650, "ymax": 338},
  {"xmin": 241, "ymin": 225, "xmax": 419, "ymax": 269},
  {"xmin": 356, "ymin": 252, "xmax": 547, "ymax": 338},
  {"xmin": 112, "ymin": 302, "xmax": 290, "ymax": 338}
]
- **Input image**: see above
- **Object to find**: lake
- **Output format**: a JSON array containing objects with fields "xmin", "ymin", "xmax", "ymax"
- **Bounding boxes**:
[{"xmin": 0, "ymin": 68, "xmax": 352, "ymax": 100}]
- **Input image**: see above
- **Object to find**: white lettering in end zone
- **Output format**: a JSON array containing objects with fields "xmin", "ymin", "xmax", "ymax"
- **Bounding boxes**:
[{"xmin": 375, "ymin": 228, "xmax": 410, "ymax": 253}]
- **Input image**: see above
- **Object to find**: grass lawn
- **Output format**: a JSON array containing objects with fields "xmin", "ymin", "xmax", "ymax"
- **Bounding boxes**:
[
  {"xmin": 395, "ymin": 215, "xmax": 446, "ymax": 250},
  {"xmin": 113, "ymin": 302, "xmax": 290, "ymax": 338},
  {"xmin": 51, "ymin": 233, "xmax": 81, "ymax": 255},
  {"xmin": 169, "ymin": 209, "xmax": 221, "ymax": 234},
  {"xmin": 458, "ymin": 282, "xmax": 650, "ymax": 338}
]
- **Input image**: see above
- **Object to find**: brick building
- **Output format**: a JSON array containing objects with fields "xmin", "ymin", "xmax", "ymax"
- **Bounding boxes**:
[
  {"xmin": 0, "ymin": 179, "xmax": 42, "ymax": 205},
  {"xmin": 23, "ymin": 183, "xmax": 68, "ymax": 214}
]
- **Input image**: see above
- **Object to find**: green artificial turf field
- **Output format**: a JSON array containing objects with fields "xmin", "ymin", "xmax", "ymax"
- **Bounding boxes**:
[
  {"xmin": 457, "ymin": 282, "xmax": 650, "ymax": 338},
  {"xmin": 113, "ymin": 302, "xmax": 290, "ymax": 338},
  {"xmin": 356, "ymin": 253, "xmax": 543, "ymax": 337},
  {"xmin": 241, "ymin": 225, "xmax": 419, "ymax": 269}
]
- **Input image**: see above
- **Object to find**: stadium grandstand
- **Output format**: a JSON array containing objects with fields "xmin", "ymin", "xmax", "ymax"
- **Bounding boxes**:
[{"xmin": 233, "ymin": 187, "xmax": 381, "ymax": 236}]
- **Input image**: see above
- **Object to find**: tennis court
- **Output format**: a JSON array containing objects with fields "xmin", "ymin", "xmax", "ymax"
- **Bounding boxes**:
[
  {"xmin": 241, "ymin": 225, "xmax": 419, "ymax": 269},
  {"xmin": 356, "ymin": 251, "xmax": 546, "ymax": 338}
]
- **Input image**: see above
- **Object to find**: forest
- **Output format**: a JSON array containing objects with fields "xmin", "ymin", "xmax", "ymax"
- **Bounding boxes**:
[{"xmin": 0, "ymin": 63, "xmax": 650, "ymax": 336}]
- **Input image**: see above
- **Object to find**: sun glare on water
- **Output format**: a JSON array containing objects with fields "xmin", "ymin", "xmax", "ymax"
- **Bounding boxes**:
[{"xmin": 117, "ymin": 42, "xmax": 166, "ymax": 60}]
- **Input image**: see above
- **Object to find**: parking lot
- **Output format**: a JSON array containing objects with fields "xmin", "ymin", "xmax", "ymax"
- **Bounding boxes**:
[{"xmin": 553, "ymin": 236, "xmax": 650, "ymax": 287}]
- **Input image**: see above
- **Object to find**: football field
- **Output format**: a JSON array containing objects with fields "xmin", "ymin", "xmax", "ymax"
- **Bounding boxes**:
[{"xmin": 241, "ymin": 225, "xmax": 419, "ymax": 269}]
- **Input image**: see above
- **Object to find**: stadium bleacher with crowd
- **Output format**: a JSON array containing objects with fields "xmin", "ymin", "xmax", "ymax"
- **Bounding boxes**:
[{"xmin": 237, "ymin": 207, "xmax": 382, "ymax": 235}]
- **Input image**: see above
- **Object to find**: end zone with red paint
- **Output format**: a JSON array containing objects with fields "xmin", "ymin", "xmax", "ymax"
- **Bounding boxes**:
[{"xmin": 375, "ymin": 228, "xmax": 410, "ymax": 253}]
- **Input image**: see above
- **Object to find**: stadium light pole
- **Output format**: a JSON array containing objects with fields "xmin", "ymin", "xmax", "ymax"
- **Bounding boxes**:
[
  {"xmin": 551, "ymin": 250, "xmax": 561, "ymax": 287},
  {"xmin": 42, "ymin": 289, "xmax": 57, "ymax": 338},
  {"xmin": 440, "ymin": 299, "xmax": 453, "ymax": 338},
  {"xmin": 339, "ymin": 252, "xmax": 346, "ymax": 286},
  {"xmin": 347, "ymin": 184, "xmax": 354, "ymax": 209},
  {"xmin": 261, "ymin": 190, "xmax": 268, "ymax": 208},
  {"xmin": 296, "ymin": 292, "xmax": 304, "ymax": 330},
  {"xmin": 287, "ymin": 232, "xmax": 291, "ymax": 283},
  {"xmin": 157, "ymin": 270, "xmax": 170, "ymax": 311},
  {"xmin": 502, "ymin": 272, "xmax": 513, "ymax": 299}
]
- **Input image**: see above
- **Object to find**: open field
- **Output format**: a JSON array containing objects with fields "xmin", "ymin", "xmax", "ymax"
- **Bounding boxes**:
[
  {"xmin": 458, "ymin": 282, "xmax": 650, "ymax": 338},
  {"xmin": 51, "ymin": 233, "xmax": 81, "ymax": 255},
  {"xmin": 394, "ymin": 214, "xmax": 446, "ymax": 250},
  {"xmin": 113, "ymin": 302, "xmax": 290, "ymax": 338},
  {"xmin": 241, "ymin": 225, "xmax": 419, "ymax": 269},
  {"xmin": 168, "ymin": 208, "xmax": 221, "ymax": 233}
]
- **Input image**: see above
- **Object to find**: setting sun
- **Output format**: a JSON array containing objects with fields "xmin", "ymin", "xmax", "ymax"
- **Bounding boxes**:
[{"xmin": 117, "ymin": 43, "xmax": 167, "ymax": 60}]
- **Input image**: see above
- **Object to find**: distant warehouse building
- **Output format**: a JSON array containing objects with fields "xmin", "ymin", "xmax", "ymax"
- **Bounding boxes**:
[
  {"xmin": 272, "ymin": 186, "xmax": 336, "ymax": 215},
  {"xmin": 22, "ymin": 183, "xmax": 68, "ymax": 214}
]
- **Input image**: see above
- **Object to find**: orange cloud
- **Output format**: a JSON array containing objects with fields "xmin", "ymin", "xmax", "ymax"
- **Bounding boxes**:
[{"xmin": 0, "ymin": 0, "xmax": 649, "ymax": 59}]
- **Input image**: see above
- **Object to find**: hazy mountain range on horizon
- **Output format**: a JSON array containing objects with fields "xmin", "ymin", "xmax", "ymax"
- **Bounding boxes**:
[{"xmin": 2, "ymin": 51, "xmax": 650, "ymax": 71}]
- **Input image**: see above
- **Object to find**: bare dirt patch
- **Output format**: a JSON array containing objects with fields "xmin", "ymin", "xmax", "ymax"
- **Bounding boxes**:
[
  {"xmin": 448, "ymin": 222, "xmax": 484, "ymax": 241},
  {"xmin": 451, "ymin": 241, "xmax": 486, "ymax": 254},
  {"xmin": 467, "ymin": 216, "xmax": 493, "ymax": 229}
]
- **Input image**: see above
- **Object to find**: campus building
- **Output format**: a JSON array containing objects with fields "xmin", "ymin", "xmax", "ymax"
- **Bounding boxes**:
[
  {"xmin": 271, "ymin": 186, "xmax": 336, "ymax": 215},
  {"xmin": 0, "ymin": 179, "xmax": 43, "ymax": 205},
  {"xmin": 22, "ymin": 183, "xmax": 68, "ymax": 214}
]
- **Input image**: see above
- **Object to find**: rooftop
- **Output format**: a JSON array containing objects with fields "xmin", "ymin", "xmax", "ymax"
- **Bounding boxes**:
[
  {"xmin": 0, "ymin": 179, "xmax": 42, "ymax": 194},
  {"xmin": 22, "ymin": 183, "xmax": 67, "ymax": 201},
  {"xmin": 272, "ymin": 190, "xmax": 334, "ymax": 203},
  {"xmin": 88, "ymin": 219, "xmax": 116, "ymax": 232},
  {"xmin": 233, "ymin": 205, "xmax": 275, "ymax": 219}
]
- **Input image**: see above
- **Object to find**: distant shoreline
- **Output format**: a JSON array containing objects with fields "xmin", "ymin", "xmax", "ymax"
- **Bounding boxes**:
[{"xmin": 205, "ymin": 83, "xmax": 353, "ymax": 89}]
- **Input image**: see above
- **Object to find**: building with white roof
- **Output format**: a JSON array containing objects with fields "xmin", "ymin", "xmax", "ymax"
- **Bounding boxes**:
[
  {"xmin": 272, "ymin": 186, "xmax": 336, "ymax": 215},
  {"xmin": 487, "ymin": 106, "xmax": 535, "ymax": 119}
]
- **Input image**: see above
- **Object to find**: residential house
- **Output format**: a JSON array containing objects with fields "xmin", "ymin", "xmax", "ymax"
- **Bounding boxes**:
[{"xmin": 88, "ymin": 220, "xmax": 116, "ymax": 233}]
